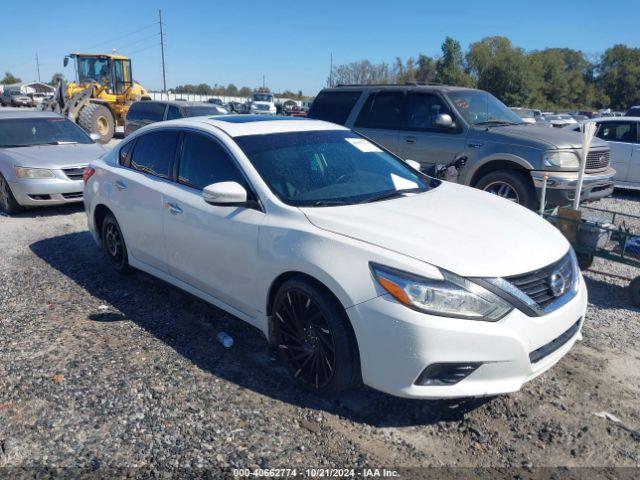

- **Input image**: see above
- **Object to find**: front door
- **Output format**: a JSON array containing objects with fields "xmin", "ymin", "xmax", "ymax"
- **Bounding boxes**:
[
  {"xmin": 162, "ymin": 131, "xmax": 264, "ymax": 318},
  {"xmin": 596, "ymin": 120, "xmax": 636, "ymax": 183},
  {"xmin": 398, "ymin": 91, "xmax": 467, "ymax": 168}
]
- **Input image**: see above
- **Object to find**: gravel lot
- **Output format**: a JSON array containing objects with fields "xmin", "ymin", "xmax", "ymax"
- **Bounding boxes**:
[{"xmin": 1, "ymin": 188, "xmax": 639, "ymax": 475}]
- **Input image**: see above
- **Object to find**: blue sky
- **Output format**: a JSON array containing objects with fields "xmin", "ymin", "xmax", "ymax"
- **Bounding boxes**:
[{"xmin": 1, "ymin": 0, "xmax": 638, "ymax": 96}]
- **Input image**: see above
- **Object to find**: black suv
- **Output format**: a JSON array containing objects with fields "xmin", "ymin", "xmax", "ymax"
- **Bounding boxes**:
[{"xmin": 125, "ymin": 101, "xmax": 228, "ymax": 137}]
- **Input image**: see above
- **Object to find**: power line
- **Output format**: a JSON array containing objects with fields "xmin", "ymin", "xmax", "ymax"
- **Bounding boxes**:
[{"xmin": 82, "ymin": 21, "xmax": 158, "ymax": 52}]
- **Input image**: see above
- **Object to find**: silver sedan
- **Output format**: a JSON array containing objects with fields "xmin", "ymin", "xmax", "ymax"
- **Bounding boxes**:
[{"xmin": 0, "ymin": 111, "xmax": 106, "ymax": 214}]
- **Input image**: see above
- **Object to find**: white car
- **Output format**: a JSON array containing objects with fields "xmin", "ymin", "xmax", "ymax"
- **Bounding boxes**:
[
  {"xmin": 566, "ymin": 117, "xmax": 640, "ymax": 190},
  {"xmin": 84, "ymin": 115, "xmax": 587, "ymax": 399}
]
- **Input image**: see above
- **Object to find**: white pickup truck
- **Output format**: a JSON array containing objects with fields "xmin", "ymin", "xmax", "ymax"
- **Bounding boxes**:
[{"xmin": 249, "ymin": 92, "xmax": 277, "ymax": 115}]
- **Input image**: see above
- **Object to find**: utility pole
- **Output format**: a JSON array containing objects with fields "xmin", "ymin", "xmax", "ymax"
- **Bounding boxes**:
[
  {"xmin": 329, "ymin": 52, "xmax": 333, "ymax": 87},
  {"xmin": 159, "ymin": 9, "xmax": 167, "ymax": 98},
  {"xmin": 35, "ymin": 53, "xmax": 41, "ymax": 82},
  {"xmin": 262, "ymin": 75, "xmax": 265, "ymax": 89}
]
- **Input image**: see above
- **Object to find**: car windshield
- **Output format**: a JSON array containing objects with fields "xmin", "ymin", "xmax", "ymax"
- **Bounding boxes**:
[
  {"xmin": 0, "ymin": 117, "xmax": 93, "ymax": 148},
  {"xmin": 183, "ymin": 106, "xmax": 226, "ymax": 117},
  {"xmin": 236, "ymin": 130, "xmax": 436, "ymax": 207},
  {"xmin": 253, "ymin": 94, "xmax": 273, "ymax": 102},
  {"xmin": 448, "ymin": 91, "xmax": 523, "ymax": 126}
]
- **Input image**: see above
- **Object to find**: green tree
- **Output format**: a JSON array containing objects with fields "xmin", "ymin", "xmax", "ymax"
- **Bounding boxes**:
[
  {"xmin": 49, "ymin": 73, "xmax": 65, "ymax": 86},
  {"xmin": 226, "ymin": 83, "xmax": 238, "ymax": 96},
  {"xmin": 598, "ymin": 44, "xmax": 640, "ymax": 109},
  {"xmin": 238, "ymin": 86, "xmax": 252, "ymax": 97},
  {"xmin": 435, "ymin": 37, "xmax": 473, "ymax": 86},
  {"xmin": 0, "ymin": 72, "xmax": 21, "ymax": 84},
  {"xmin": 416, "ymin": 55, "xmax": 437, "ymax": 83}
]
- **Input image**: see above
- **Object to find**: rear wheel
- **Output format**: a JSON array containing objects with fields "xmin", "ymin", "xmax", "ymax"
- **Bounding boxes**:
[
  {"xmin": 78, "ymin": 103, "xmax": 114, "ymax": 143},
  {"xmin": 273, "ymin": 279, "xmax": 360, "ymax": 395},
  {"xmin": 576, "ymin": 252, "xmax": 594, "ymax": 270},
  {"xmin": 101, "ymin": 213, "xmax": 132, "ymax": 274},
  {"xmin": 476, "ymin": 169, "xmax": 537, "ymax": 209},
  {"xmin": 0, "ymin": 173, "xmax": 24, "ymax": 214}
]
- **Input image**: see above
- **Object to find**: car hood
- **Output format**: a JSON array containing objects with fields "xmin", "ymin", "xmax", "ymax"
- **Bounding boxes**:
[
  {"xmin": 0, "ymin": 143, "xmax": 107, "ymax": 169},
  {"xmin": 300, "ymin": 182, "xmax": 569, "ymax": 278},
  {"xmin": 477, "ymin": 123, "xmax": 609, "ymax": 150}
]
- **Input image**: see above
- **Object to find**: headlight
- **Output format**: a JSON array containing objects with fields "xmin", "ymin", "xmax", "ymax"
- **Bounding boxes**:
[
  {"xmin": 543, "ymin": 151, "xmax": 579, "ymax": 168},
  {"xmin": 370, "ymin": 263, "xmax": 512, "ymax": 321},
  {"xmin": 14, "ymin": 166, "xmax": 55, "ymax": 179}
]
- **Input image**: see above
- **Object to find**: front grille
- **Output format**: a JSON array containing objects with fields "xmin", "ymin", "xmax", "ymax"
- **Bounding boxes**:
[
  {"xmin": 507, "ymin": 252, "xmax": 575, "ymax": 309},
  {"xmin": 62, "ymin": 166, "xmax": 87, "ymax": 181},
  {"xmin": 255, "ymin": 104, "xmax": 269, "ymax": 110},
  {"xmin": 585, "ymin": 150, "xmax": 610, "ymax": 172},
  {"xmin": 62, "ymin": 192, "xmax": 83, "ymax": 199},
  {"xmin": 529, "ymin": 319, "xmax": 581, "ymax": 364}
]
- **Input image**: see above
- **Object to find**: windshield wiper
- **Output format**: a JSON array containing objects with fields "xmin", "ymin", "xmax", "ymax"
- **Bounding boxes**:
[
  {"xmin": 360, "ymin": 187, "xmax": 424, "ymax": 204},
  {"xmin": 311, "ymin": 199, "xmax": 353, "ymax": 207}
]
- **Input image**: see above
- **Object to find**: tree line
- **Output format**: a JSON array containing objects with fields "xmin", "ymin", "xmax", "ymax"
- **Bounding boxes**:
[
  {"xmin": 329, "ymin": 36, "xmax": 640, "ymax": 111},
  {"xmin": 172, "ymin": 83, "xmax": 306, "ymax": 100}
]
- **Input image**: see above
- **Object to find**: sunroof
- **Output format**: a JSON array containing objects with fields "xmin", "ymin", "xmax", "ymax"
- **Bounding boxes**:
[{"xmin": 212, "ymin": 115, "xmax": 309, "ymax": 123}]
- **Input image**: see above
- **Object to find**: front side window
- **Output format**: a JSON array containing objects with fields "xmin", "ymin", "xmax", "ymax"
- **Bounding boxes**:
[
  {"xmin": 448, "ymin": 90, "xmax": 523, "ymax": 127},
  {"xmin": 166, "ymin": 105, "xmax": 182, "ymax": 120},
  {"xmin": 112, "ymin": 59, "xmax": 132, "ymax": 94},
  {"xmin": 77, "ymin": 56, "xmax": 111, "ymax": 86},
  {"xmin": 129, "ymin": 131, "xmax": 179, "ymax": 178},
  {"xmin": 404, "ymin": 93, "xmax": 455, "ymax": 131},
  {"xmin": 0, "ymin": 117, "xmax": 92, "ymax": 148},
  {"xmin": 236, "ymin": 130, "xmax": 436, "ymax": 207},
  {"xmin": 355, "ymin": 91, "xmax": 405, "ymax": 129},
  {"xmin": 596, "ymin": 122, "xmax": 637, "ymax": 143},
  {"xmin": 178, "ymin": 132, "xmax": 246, "ymax": 190}
]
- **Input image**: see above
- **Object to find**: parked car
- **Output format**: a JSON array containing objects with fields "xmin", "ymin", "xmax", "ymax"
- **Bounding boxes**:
[
  {"xmin": 545, "ymin": 114, "xmax": 577, "ymax": 128},
  {"xmin": 565, "ymin": 117, "xmax": 640, "ymax": 190},
  {"xmin": 626, "ymin": 106, "xmax": 640, "ymax": 117},
  {"xmin": 0, "ymin": 111, "xmax": 106, "ymax": 214},
  {"xmin": 84, "ymin": 115, "xmax": 587, "ymax": 398},
  {"xmin": 510, "ymin": 107, "xmax": 536, "ymax": 124},
  {"xmin": 207, "ymin": 98, "xmax": 224, "ymax": 106},
  {"xmin": 1, "ymin": 89, "xmax": 33, "ymax": 107},
  {"xmin": 227, "ymin": 101, "xmax": 248, "ymax": 114},
  {"xmin": 124, "ymin": 101, "xmax": 228, "ymax": 136},
  {"xmin": 308, "ymin": 85, "xmax": 615, "ymax": 209}
]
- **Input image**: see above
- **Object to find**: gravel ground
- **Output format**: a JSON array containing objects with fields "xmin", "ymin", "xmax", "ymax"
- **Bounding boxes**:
[{"xmin": 1, "ymin": 190, "xmax": 639, "ymax": 476}]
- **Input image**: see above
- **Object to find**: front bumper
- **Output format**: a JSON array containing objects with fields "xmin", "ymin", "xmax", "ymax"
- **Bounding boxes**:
[
  {"xmin": 531, "ymin": 168, "xmax": 616, "ymax": 205},
  {"xmin": 346, "ymin": 276, "xmax": 587, "ymax": 399},
  {"xmin": 9, "ymin": 176, "xmax": 84, "ymax": 206}
]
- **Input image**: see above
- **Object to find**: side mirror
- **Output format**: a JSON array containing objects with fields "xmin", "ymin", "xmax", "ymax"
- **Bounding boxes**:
[
  {"xmin": 89, "ymin": 133, "xmax": 101, "ymax": 142},
  {"xmin": 434, "ymin": 113, "xmax": 454, "ymax": 129},
  {"xmin": 203, "ymin": 181, "xmax": 248, "ymax": 206},
  {"xmin": 63, "ymin": 56, "xmax": 69, "ymax": 68},
  {"xmin": 405, "ymin": 159, "xmax": 422, "ymax": 171}
]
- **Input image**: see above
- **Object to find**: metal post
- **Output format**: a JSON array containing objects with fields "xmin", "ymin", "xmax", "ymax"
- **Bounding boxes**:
[
  {"xmin": 329, "ymin": 52, "xmax": 333, "ymax": 87},
  {"xmin": 159, "ymin": 9, "xmax": 167, "ymax": 97},
  {"xmin": 539, "ymin": 173, "xmax": 548, "ymax": 216},
  {"xmin": 35, "ymin": 53, "xmax": 41, "ymax": 82}
]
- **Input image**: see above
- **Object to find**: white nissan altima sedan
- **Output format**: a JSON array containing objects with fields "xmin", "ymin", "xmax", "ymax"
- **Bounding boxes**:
[{"xmin": 84, "ymin": 115, "xmax": 587, "ymax": 399}]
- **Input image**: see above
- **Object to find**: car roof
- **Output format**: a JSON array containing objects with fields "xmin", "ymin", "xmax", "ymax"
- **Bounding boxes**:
[
  {"xmin": 581, "ymin": 116, "xmax": 640, "ymax": 122},
  {"xmin": 0, "ymin": 111, "xmax": 64, "ymax": 120},
  {"xmin": 146, "ymin": 115, "xmax": 348, "ymax": 138}
]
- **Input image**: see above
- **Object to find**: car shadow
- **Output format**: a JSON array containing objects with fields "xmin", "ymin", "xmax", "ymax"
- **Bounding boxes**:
[
  {"xmin": 9, "ymin": 203, "xmax": 85, "ymax": 218},
  {"xmin": 30, "ymin": 231, "xmax": 492, "ymax": 428},
  {"xmin": 583, "ymin": 274, "xmax": 639, "ymax": 312}
]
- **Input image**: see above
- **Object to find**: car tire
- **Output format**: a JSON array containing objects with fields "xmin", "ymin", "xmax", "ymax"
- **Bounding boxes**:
[
  {"xmin": 78, "ymin": 103, "xmax": 114, "ymax": 144},
  {"xmin": 476, "ymin": 169, "xmax": 537, "ymax": 209},
  {"xmin": 101, "ymin": 213, "xmax": 132, "ymax": 274},
  {"xmin": 576, "ymin": 252, "xmax": 594, "ymax": 270},
  {"xmin": 0, "ymin": 173, "xmax": 24, "ymax": 215},
  {"xmin": 629, "ymin": 277, "xmax": 640, "ymax": 307},
  {"xmin": 272, "ymin": 278, "xmax": 360, "ymax": 395}
]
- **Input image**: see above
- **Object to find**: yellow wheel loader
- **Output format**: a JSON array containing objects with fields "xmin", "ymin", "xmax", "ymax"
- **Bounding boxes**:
[{"xmin": 40, "ymin": 53, "xmax": 150, "ymax": 143}]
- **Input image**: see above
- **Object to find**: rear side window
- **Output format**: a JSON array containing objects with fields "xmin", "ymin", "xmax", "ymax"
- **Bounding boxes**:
[
  {"xmin": 308, "ymin": 91, "xmax": 361, "ymax": 125},
  {"xmin": 355, "ymin": 91, "xmax": 405, "ymax": 129},
  {"xmin": 626, "ymin": 107, "xmax": 640, "ymax": 117},
  {"xmin": 130, "ymin": 130, "xmax": 179, "ymax": 178},
  {"xmin": 596, "ymin": 122, "xmax": 637, "ymax": 143},
  {"xmin": 127, "ymin": 102, "xmax": 166, "ymax": 122},
  {"xmin": 177, "ymin": 132, "xmax": 246, "ymax": 190}
]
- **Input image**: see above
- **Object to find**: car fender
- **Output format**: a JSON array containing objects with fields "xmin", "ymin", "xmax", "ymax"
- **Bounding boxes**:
[{"xmin": 462, "ymin": 153, "xmax": 535, "ymax": 186}]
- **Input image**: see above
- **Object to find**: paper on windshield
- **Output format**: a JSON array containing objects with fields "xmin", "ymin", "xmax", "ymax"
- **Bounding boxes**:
[
  {"xmin": 346, "ymin": 138, "xmax": 382, "ymax": 153},
  {"xmin": 390, "ymin": 174, "xmax": 419, "ymax": 190}
]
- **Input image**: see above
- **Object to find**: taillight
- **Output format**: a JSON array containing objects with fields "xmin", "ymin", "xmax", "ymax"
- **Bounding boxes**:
[{"xmin": 83, "ymin": 167, "xmax": 96, "ymax": 183}]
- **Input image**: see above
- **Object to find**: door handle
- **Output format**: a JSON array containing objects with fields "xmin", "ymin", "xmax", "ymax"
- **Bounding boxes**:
[
  {"xmin": 405, "ymin": 136, "xmax": 417, "ymax": 144},
  {"xmin": 114, "ymin": 180, "xmax": 127, "ymax": 191},
  {"xmin": 166, "ymin": 202, "xmax": 183, "ymax": 215}
]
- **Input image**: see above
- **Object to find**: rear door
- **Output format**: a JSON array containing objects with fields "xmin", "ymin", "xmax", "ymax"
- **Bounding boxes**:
[
  {"xmin": 352, "ymin": 90, "xmax": 404, "ymax": 153},
  {"xmin": 625, "ymin": 121, "xmax": 640, "ymax": 184},
  {"xmin": 162, "ymin": 130, "xmax": 264, "ymax": 318},
  {"xmin": 595, "ymin": 120, "xmax": 635, "ymax": 183},
  {"xmin": 398, "ymin": 91, "xmax": 466, "ymax": 167},
  {"xmin": 109, "ymin": 129, "xmax": 179, "ymax": 271}
]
